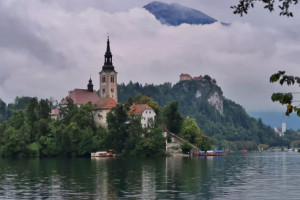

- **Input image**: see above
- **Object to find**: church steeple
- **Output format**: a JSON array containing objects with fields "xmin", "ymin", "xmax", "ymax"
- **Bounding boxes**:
[
  {"xmin": 87, "ymin": 76, "xmax": 93, "ymax": 92},
  {"xmin": 99, "ymin": 37, "xmax": 118, "ymax": 102},
  {"xmin": 103, "ymin": 37, "xmax": 114, "ymax": 70}
]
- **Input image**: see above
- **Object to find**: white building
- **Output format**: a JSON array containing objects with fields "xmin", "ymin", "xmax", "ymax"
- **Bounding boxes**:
[
  {"xmin": 274, "ymin": 122, "xmax": 286, "ymax": 137},
  {"xmin": 127, "ymin": 104, "xmax": 156, "ymax": 128}
]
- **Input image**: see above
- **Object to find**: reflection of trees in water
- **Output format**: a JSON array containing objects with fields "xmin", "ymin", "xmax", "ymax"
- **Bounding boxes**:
[{"xmin": 0, "ymin": 155, "xmax": 261, "ymax": 199}]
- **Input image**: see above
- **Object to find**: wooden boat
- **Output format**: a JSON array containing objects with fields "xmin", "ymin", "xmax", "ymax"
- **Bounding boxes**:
[
  {"xmin": 194, "ymin": 150, "xmax": 227, "ymax": 156},
  {"xmin": 91, "ymin": 150, "xmax": 114, "ymax": 158}
]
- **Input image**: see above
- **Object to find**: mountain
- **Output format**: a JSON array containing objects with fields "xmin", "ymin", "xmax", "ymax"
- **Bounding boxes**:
[
  {"xmin": 144, "ymin": 1, "xmax": 218, "ymax": 26},
  {"xmin": 118, "ymin": 75, "xmax": 284, "ymax": 147}
]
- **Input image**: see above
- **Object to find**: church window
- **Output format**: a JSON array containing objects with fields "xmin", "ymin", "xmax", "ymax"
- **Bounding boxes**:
[
  {"xmin": 103, "ymin": 89, "xmax": 105, "ymax": 94},
  {"xmin": 102, "ymin": 76, "xmax": 106, "ymax": 83},
  {"xmin": 111, "ymin": 88, "xmax": 114, "ymax": 93},
  {"xmin": 111, "ymin": 75, "xmax": 114, "ymax": 82}
]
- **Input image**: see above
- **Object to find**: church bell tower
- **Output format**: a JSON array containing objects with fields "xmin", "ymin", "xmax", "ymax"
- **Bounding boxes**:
[{"xmin": 99, "ymin": 37, "xmax": 118, "ymax": 102}]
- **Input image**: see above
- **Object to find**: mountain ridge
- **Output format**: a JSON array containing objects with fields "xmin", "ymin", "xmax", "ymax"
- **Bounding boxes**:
[{"xmin": 143, "ymin": 1, "xmax": 218, "ymax": 26}]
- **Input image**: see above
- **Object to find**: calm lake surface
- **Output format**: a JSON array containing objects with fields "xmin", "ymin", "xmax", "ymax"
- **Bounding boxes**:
[{"xmin": 0, "ymin": 152, "xmax": 299, "ymax": 199}]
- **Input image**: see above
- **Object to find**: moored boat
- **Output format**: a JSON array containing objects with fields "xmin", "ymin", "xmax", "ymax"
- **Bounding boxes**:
[
  {"xmin": 194, "ymin": 150, "xmax": 227, "ymax": 156},
  {"xmin": 91, "ymin": 150, "xmax": 114, "ymax": 158}
]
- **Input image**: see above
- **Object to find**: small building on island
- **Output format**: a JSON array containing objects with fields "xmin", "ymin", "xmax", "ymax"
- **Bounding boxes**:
[
  {"xmin": 51, "ymin": 37, "xmax": 156, "ymax": 128},
  {"xmin": 51, "ymin": 37, "xmax": 118, "ymax": 127},
  {"xmin": 127, "ymin": 104, "xmax": 156, "ymax": 128}
]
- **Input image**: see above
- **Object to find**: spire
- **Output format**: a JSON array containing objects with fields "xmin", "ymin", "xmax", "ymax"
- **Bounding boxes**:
[
  {"xmin": 102, "ymin": 36, "xmax": 115, "ymax": 71},
  {"xmin": 87, "ymin": 76, "xmax": 93, "ymax": 92},
  {"xmin": 105, "ymin": 36, "xmax": 111, "ymax": 56},
  {"xmin": 104, "ymin": 36, "xmax": 112, "ymax": 65}
]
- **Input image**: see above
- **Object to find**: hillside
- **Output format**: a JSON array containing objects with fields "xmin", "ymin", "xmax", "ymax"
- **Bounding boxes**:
[
  {"xmin": 118, "ymin": 75, "xmax": 283, "ymax": 146},
  {"xmin": 144, "ymin": 1, "xmax": 217, "ymax": 26}
]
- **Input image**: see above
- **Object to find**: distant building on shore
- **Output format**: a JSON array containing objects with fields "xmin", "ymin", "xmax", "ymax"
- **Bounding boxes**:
[{"xmin": 274, "ymin": 122, "xmax": 286, "ymax": 137}]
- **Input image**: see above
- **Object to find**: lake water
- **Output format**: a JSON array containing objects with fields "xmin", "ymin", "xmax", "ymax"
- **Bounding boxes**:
[{"xmin": 0, "ymin": 152, "xmax": 299, "ymax": 199}]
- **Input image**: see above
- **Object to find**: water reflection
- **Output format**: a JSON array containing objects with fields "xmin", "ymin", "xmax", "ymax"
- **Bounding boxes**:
[{"xmin": 0, "ymin": 153, "xmax": 300, "ymax": 199}]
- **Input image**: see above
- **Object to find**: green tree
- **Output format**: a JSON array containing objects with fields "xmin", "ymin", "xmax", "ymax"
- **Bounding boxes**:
[
  {"xmin": 0, "ymin": 126, "xmax": 30, "ymax": 157},
  {"xmin": 181, "ymin": 116, "xmax": 204, "ymax": 144},
  {"xmin": 135, "ymin": 127, "xmax": 165, "ymax": 157},
  {"xmin": 270, "ymin": 71, "xmax": 300, "ymax": 116},
  {"xmin": 162, "ymin": 101, "xmax": 183, "ymax": 134},
  {"xmin": 132, "ymin": 94, "xmax": 161, "ymax": 116},
  {"xmin": 106, "ymin": 104, "xmax": 129, "ymax": 153},
  {"xmin": 0, "ymin": 99, "xmax": 6, "ymax": 122},
  {"xmin": 124, "ymin": 115, "xmax": 143, "ymax": 155},
  {"xmin": 231, "ymin": 0, "xmax": 298, "ymax": 17},
  {"xmin": 37, "ymin": 99, "xmax": 51, "ymax": 119}
]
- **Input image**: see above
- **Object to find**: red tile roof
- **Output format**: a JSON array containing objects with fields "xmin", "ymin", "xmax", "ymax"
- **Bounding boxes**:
[
  {"xmin": 180, "ymin": 73, "xmax": 192, "ymax": 78},
  {"xmin": 93, "ymin": 97, "xmax": 118, "ymax": 110},
  {"xmin": 61, "ymin": 89, "xmax": 100, "ymax": 105},
  {"xmin": 51, "ymin": 107, "xmax": 59, "ymax": 115},
  {"xmin": 127, "ymin": 104, "xmax": 153, "ymax": 116}
]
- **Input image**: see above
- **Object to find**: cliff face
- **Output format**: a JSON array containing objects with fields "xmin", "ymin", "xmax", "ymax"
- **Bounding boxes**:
[
  {"xmin": 208, "ymin": 92, "xmax": 223, "ymax": 115},
  {"xmin": 173, "ymin": 76, "xmax": 224, "ymax": 116}
]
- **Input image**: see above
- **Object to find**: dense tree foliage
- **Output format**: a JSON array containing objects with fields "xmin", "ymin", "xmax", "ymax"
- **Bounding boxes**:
[
  {"xmin": 0, "ymin": 96, "xmax": 34, "ymax": 123},
  {"xmin": 162, "ymin": 101, "xmax": 183, "ymax": 134},
  {"xmin": 118, "ymin": 79, "xmax": 289, "ymax": 148},
  {"xmin": 180, "ymin": 116, "xmax": 213, "ymax": 151},
  {"xmin": 231, "ymin": 0, "xmax": 298, "ymax": 17},
  {"xmin": 0, "ymin": 95, "xmax": 166, "ymax": 157}
]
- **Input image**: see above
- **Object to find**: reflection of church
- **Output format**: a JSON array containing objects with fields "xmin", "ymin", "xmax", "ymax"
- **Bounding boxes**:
[{"xmin": 51, "ymin": 37, "xmax": 156, "ymax": 128}]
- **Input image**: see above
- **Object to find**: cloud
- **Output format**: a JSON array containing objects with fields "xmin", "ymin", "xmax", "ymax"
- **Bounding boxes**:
[{"xmin": 0, "ymin": 0, "xmax": 300, "ymax": 113}]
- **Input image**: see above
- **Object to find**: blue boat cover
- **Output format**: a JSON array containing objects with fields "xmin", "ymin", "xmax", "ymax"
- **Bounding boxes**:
[
  {"xmin": 199, "ymin": 151, "xmax": 206, "ymax": 153},
  {"xmin": 215, "ymin": 150, "xmax": 224, "ymax": 153}
]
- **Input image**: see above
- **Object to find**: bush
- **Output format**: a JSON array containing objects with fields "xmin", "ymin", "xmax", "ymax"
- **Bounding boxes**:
[{"xmin": 181, "ymin": 142, "xmax": 192, "ymax": 154}]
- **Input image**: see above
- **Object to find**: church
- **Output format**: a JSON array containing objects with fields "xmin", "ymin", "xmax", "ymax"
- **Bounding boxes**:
[{"xmin": 51, "ymin": 37, "xmax": 155, "ymax": 128}]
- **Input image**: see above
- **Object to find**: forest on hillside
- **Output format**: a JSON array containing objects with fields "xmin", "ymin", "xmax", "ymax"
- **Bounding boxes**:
[{"xmin": 118, "ymin": 78, "xmax": 294, "ymax": 148}]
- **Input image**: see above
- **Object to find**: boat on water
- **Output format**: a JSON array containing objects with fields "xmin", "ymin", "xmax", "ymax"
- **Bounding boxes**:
[
  {"xmin": 91, "ymin": 150, "xmax": 114, "ymax": 158},
  {"xmin": 194, "ymin": 150, "xmax": 227, "ymax": 156}
]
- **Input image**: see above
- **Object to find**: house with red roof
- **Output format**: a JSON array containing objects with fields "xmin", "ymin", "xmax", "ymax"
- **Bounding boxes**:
[
  {"xmin": 127, "ymin": 104, "xmax": 156, "ymax": 128},
  {"xmin": 50, "ymin": 77, "xmax": 101, "ymax": 119}
]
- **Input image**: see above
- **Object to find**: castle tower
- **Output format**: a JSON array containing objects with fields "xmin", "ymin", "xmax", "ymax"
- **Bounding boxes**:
[{"xmin": 99, "ymin": 37, "xmax": 118, "ymax": 101}]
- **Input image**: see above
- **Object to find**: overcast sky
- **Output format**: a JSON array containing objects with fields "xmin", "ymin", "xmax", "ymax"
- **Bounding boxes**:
[{"xmin": 1, "ymin": 0, "xmax": 300, "ymax": 113}]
